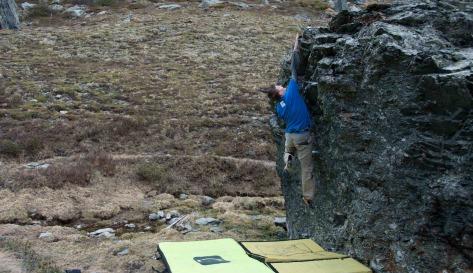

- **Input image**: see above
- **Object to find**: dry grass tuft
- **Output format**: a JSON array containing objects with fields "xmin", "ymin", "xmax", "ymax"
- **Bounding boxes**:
[
  {"xmin": 26, "ymin": 4, "xmax": 51, "ymax": 18},
  {"xmin": 0, "ymin": 238, "xmax": 62, "ymax": 273},
  {"xmin": 11, "ymin": 151, "xmax": 116, "ymax": 190},
  {"xmin": 135, "ymin": 155, "xmax": 279, "ymax": 197},
  {"xmin": 294, "ymin": 0, "xmax": 329, "ymax": 10},
  {"xmin": 0, "ymin": 140, "xmax": 22, "ymax": 157}
]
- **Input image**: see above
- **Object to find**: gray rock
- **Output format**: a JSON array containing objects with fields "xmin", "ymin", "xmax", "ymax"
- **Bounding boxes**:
[
  {"xmin": 20, "ymin": 2, "xmax": 36, "ymax": 10},
  {"xmin": 38, "ymin": 232, "xmax": 52, "ymax": 239},
  {"xmin": 49, "ymin": 4, "xmax": 63, "ymax": 12},
  {"xmin": 64, "ymin": 5, "xmax": 86, "ymax": 17},
  {"xmin": 25, "ymin": 162, "xmax": 50, "ymax": 169},
  {"xmin": 210, "ymin": 226, "xmax": 223, "ymax": 233},
  {"xmin": 229, "ymin": 2, "xmax": 249, "ymax": 9},
  {"xmin": 274, "ymin": 217, "xmax": 286, "ymax": 228},
  {"xmin": 177, "ymin": 223, "xmax": 193, "ymax": 233},
  {"xmin": 201, "ymin": 196, "xmax": 215, "ymax": 206},
  {"xmin": 89, "ymin": 228, "xmax": 115, "ymax": 238},
  {"xmin": 116, "ymin": 247, "xmax": 129, "ymax": 256},
  {"xmin": 159, "ymin": 4, "xmax": 182, "ymax": 10},
  {"xmin": 148, "ymin": 212, "xmax": 164, "ymax": 221},
  {"xmin": 166, "ymin": 210, "xmax": 180, "ymax": 220},
  {"xmin": 51, "ymin": 0, "xmax": 61, "ymax": 4},
  {"xmin": 195, "ymin": 217, "xmax": 220, "ymax": 225},
  {"xmin": 250, "ymin": 215, "xmax": 263, "ymax": 221},
  {"xmin": 179, "ymin": 193, "xmax": 188, "ymax": 200},
  {"xmin": 199, "ymin": 0, "xmax": 223, "ymax": 9},
  {"xmin": 125, "ymin": 223, "xmax": 136, "ymax": 229},
  {"xmin": 1, "ymin": 0, "xmax": 20, "ymax": 30},
  {"xmin": 271, "ymin": 2, "xmax": 473, "ymax": 272}
]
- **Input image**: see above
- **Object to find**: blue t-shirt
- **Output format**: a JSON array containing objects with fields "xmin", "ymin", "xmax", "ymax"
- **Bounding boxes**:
[{"xmin": 276, "ymin": 79, "xmax": 311, "ymax": 133}]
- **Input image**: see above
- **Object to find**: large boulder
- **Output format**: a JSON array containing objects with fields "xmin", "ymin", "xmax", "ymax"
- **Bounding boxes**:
[
  {"xmin": 0, "ymin": 0, "xmax": 20, "ymax": 29},
  {"xmin": 271, "ymin": 1, "xmax": 473, "ymax": 272}
]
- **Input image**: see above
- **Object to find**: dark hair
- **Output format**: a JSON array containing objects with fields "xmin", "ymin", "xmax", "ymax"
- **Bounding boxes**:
[{"xmin": 258, "ymin": 85, "xmax": 281, "ymax": 100}]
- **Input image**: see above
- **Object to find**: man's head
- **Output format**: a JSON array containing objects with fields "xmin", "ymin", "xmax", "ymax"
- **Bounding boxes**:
[{"xmin": 259, "ymin": 84, "xmax": 286, "ymax": 100}]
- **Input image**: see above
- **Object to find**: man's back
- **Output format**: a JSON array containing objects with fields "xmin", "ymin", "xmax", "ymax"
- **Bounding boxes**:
[{"xmin": 276, "ymin": 79, "xmax": 311, "ymax": 133}]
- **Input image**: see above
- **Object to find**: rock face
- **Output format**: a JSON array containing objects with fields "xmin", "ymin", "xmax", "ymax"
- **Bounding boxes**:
[
  {"xmin": 271, "ymin": 1, "xmax": 473, "ymax": 272},
  {"xmin": 0, "ymin": 0, "xmax": 20, "ymax": 30}
]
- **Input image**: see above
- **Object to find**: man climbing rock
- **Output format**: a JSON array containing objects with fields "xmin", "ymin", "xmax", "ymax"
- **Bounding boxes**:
[{"xmin": 260, "ymin": 34, "xmax": 315, "ymax": 206}]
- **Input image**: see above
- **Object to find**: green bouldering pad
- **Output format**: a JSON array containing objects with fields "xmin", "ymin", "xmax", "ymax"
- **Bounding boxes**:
[{"xmin": 158, "ymin": 238, "xmax": 275, "ymax": 273}]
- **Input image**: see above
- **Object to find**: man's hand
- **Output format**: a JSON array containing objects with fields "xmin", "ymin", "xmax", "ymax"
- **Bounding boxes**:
[{"xmin": 293, "ymin": 34, "xmax": 300, "ymax": 52}]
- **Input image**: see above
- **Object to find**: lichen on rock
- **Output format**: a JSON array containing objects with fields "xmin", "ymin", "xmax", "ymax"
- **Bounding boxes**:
[{"xmin": 271, "ymin": 1, "xmax": 473, "ymax": 272}]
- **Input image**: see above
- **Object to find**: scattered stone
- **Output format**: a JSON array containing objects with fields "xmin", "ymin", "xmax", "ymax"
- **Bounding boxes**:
[
  {"xmin": 75, "ymin": 224, "xmax": 83, "ymax": 229},
  {"xmin": 144, "ymin": 226, "xmax": 152, "ymax": 231},
  {"xmin": 97, "ymin": 10, "xmax": 107, "ymax": 15},
  {"xmin": 25, "ymin": 162, "xmax": 50, "ymax": 169},
  {"xmin": 51, "ymin": 0, "xmax": 61, "ymax": 4},
  {"xmin": 195, "ymin": 217, "xmax": 220, "ymax": 226},
  {"xmin": 123, "ymin": 13, "xmax": 132, "ymax": 23},
  {"xmin": 89, "ymin": 228, "xmax": 115, "ymax": 238},
  {"xmin": 65, "ymin": 270, "xmax": 81, "ymax": 273},
  {"xmin": 64, "ymin": 5, "xmax": 86, "ymax": 17},
  {"xmin": 168, "ymin": 217, "xmax": 180, "ymax": 226},
  {"xmin": 59, "ymin": 110, "xmax": 68, "ymax": 115},
  {"xmin": 274, "ymin": 217, "xmax": 286, "ymax": 228},
  {"xmin": 125, "ymin": 223, "xmax": 136, "ymax": 229},
  {"xmin": 49, "ymin": 4, "xmax": 63, "ymax": 12},
  {"xmin": 168, "ymin": 210, "xmax": 180, "ymax": 219},
  {"xmin": 148, "ymin": 213, "xmax": 160, "ymax": 221},
  {"xmin": 199, "ymin": 0, "xmax": 224, "ymax": 9},
  {"xmin": 250, "ymin": 215, "xmax": 263, "ymax": 221},
  {"xmin": 159, "ymin": 4, "xmax": 182, "ymax": 10},
  {"xmin": 201, "ymin": 196, "xmax": 215, "ymax": 206},
  {"xmin": 179, "ymin": 193, "xmax": 188, "ymax": 200},
  {"xmin": 210, "ymin": 226, "xmax": 223, "ymax": 233},
  {"xmin": 116, "ymin": 247, "xmax": 129, "ymax": 256},
  {"xmin": 146, "ymin": 190, "xmax": 157, "ymax": 197},
  {"xmin": 177, "ymin": 223, "xmax": 193, "ymax": 233},
  {"xmin": 229, "ymin": 2, "xmax": 250, "ymax": 9},
  {"xmin": 21, "ymin": 2, "xmax": 36, "ymax": 10},
  {"xmin": 38, "ymin": 232, "xmax": 52, "ymax": 239}
]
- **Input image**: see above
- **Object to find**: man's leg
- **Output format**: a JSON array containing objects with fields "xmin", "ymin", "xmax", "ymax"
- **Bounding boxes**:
[
  {"xmin": 284, "ymin": 133, "xmax": 296, "ymax": 172},
  {"xmin": 294, "ymin": 132, "xmax": 315, "ymax": 201}
]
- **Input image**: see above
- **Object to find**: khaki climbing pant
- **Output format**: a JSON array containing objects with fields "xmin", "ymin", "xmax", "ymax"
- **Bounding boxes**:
[{"xmin": 284, "ymin": 132, "xmax": 315, "ymax": 200}]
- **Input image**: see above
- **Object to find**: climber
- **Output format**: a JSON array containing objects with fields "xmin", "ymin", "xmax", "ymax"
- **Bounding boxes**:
[{"xmin": 259, "ymin": 34, "xmax": 316, "ymax": 206}]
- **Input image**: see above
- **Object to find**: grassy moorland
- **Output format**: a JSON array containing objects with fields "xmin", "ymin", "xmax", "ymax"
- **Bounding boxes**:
[{"xmin": 0, "ymin": 1, "xmax": 331, "ymax": 272}]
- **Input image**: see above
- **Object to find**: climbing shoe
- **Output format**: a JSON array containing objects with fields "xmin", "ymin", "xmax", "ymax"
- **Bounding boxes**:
[{"xmin": 284, "ymin": 154, "xmax": 294, "ymax": 173}]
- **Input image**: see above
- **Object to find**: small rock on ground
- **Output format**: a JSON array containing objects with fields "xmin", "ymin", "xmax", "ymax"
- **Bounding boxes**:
[
  {"xmin": 201, "ymin": 196, "xmax": 215, "ymax": 206},
  {"xmin": 159, "ymin": 4, "xmax": 182, "ymax": 10},
  {"xmin": 195, "ymin": 217, "xmax": 220, "ymax": 225}
]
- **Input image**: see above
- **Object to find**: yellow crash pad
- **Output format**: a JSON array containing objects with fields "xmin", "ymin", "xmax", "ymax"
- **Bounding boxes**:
[
  {"xmin": 240, "ymin": 239, "xmax": 347, "ymax": 262},
  {"xmin": 158, "ymin": 238, "xmax": 275, "ymax": 273},
  {"xmin": 270, "ymin": 258, "xmax": 372, "ymax": 273}
]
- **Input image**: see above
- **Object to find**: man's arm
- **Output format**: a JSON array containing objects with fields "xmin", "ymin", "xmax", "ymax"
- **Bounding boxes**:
[{"xmin": 291, "ymin": 34, "xmax": 301, "ymax": 80}]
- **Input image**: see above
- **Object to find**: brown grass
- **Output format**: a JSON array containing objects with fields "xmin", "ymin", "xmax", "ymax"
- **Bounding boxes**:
[
  {"xmin": 10, "ymin": 151, "xmax": 115, "ymax": 190},
  {"xmin": 135, "ymin": 155, "xmax": 279, "ymax": 197},
  {"xmin": 294, "ymin": 0, "xmax": 329, "ymax": 10},
  {"xmin": 0, "ymin": 238, "xmax": 61, "ymax": 273}
]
